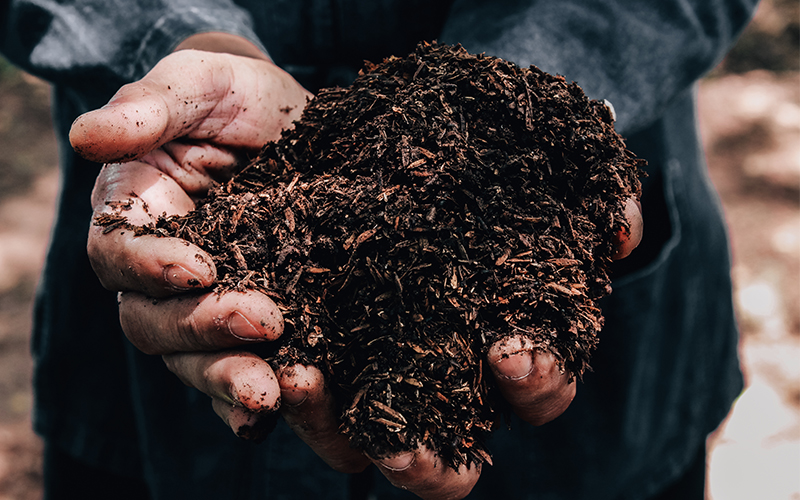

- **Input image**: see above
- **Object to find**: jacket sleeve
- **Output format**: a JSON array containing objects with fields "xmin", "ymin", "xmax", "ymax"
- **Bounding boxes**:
[
  {"xmin": 439, "ymin": 0, "xmax": 759, "ymax": 134},
  {"xmin": 0, "ymin": 0, "xmax": 268, "ymax": 90}
]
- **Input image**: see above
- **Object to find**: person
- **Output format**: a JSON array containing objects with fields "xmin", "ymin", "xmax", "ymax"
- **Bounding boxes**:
[{"xmin": 0, "ymin": 1, "xmax": 756, "ymax": 498}]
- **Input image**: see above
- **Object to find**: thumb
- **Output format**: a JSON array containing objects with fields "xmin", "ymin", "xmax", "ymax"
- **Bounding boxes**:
[
  {"xmin": 69, "ymin": 50, "xmax": 308, "ymax": 164},
  {"xmin": 69, "ymin": 51, "xmax": 239, "ymax": 163},
  {"xmin": 69, "ymin": 84, "xmax": 173, "ymax": 164}
]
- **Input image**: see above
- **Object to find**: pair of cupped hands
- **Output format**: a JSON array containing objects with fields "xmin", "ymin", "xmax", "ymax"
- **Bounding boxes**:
[{"xmin": 73, "ymin": 33, "xmax": 642, "ymax": 500}]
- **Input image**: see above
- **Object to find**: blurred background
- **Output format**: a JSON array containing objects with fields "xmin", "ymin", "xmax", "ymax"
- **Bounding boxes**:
[{"xmin": 0, "ymin": 1, "xmax": 797, "ymax": 498}]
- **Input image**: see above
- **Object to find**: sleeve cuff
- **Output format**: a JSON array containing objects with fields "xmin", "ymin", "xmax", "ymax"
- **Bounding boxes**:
[{"xmin": 129, "ymin": 7, "xmax": 269, "ymax": 81}]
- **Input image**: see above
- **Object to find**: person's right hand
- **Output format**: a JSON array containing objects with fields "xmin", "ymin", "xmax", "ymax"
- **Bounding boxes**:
[
  {"xmin": 79, "ymin": 40, "xmax": 329, "ymax": 446},
  {"xmin": 77, "ymin": 37, "xmax": 480, "ymax": 499},
  {"xmin": 77, "ymin": 33, "xmax": 367, "ymax": 460}
]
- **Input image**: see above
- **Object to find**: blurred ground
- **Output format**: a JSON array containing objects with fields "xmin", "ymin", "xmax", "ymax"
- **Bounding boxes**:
[
  {"xmin": 0, "ymin": 2, "xmax": 797, "ymax": 499},
  {"xmin": 0, "ymin": 62, "xmax": 56, "ymax": 500},
  {"xmin": 698, "ymin": 3, "xmax": 800, "ymax": 499}
]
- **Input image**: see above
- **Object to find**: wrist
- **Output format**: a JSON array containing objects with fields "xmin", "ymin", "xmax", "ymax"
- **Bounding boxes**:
[{"xmin": 174, "ymin": 32, "xmax": 271, "ymax": 62}]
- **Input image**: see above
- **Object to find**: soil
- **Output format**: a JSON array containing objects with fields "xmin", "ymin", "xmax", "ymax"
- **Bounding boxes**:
[{"xmin": 108, "ymin": 42, "xmax": 643, "ymax": 467}]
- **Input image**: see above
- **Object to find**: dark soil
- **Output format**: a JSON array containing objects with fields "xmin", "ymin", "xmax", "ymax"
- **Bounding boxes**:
[{"xmin": 104, "ymin": 42, "xmax": 643, "ymax": 468}]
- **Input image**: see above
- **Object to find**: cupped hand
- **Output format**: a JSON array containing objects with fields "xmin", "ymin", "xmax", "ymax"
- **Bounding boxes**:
[
  {"xmin": 79, "ymin": 38, "xmax": 311, "ymax": 437},
  {"xmin": 275, "ymin": 192, "xmax": 642, "ymax": 500},
  {"xmin": 80, "ymin": 38, "xmax": 474, "ymax": 499}
]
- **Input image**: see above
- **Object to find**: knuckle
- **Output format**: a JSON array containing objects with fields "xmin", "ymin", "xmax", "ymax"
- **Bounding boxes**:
[
  {"xmin": 86, "ymin": 230, "xmax": 119, "ymax": 290},
  {"xmin": 120, "ymin": 325, "xmax": 160, "ymax": 355},
  {"xmin": 118, "ymin": 294, "xmax": 174, "ymax": 354},
  {"xmin": 517, "ymin": 384, "xmax": 575, "ymax": 426},
  {"xmin": 176, "ymin": 312, "xmax": 207, "ymax": 350}
]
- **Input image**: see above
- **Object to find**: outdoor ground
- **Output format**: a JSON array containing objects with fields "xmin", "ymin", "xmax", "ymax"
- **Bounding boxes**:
[{"xmin": 0, "ymin": 2, "xmax": 797, "ymax": 498}]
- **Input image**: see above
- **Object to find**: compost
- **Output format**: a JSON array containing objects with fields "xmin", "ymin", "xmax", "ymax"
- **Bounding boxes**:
[{"xmin": 100, "ymin": 42, "xmax": 644, "ymax": 468}]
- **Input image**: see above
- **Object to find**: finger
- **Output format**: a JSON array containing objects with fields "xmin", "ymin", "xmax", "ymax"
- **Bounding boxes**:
[
  {"xmin": 143, "ymin": 141, "xmax": 244, "ymax": 196},
  {"xmin": 69, "ymin": 50, "xmax": 310, "ymax": 163},
  {"xmin": 91, "ymin": 161, "xmax": 196, "ymax": 222},
  {"xmin": 612, "ymin": 197, "xmax": 643, "ymax": 260},
  {"xmin": 163, "ymin": 350, "xmax": 280, "ymax": 412},
  {"xmin": 276, "ymin": 364, "xmax": 370, "ymax": 474},
  {"xmin": 119, "ymin": 290, "xmax": 283, "ymax": 355},
  {"xmin": 487, "ymin": 335, "xmax": 576, "ymax": 426},
  {"xmin": 88, "ymin": 161, "xmax": 215, "ymax": 296},
  {"xmin": 89, "ymin": 230, "xmax": 216, "ymax": 296},
  {"xmin": 372, "ymin": 445, "xmax": 480, "ymax": 500},
  {"xmin": 161, "ymin": 349, "xmax": 281, "ymax": 441}
]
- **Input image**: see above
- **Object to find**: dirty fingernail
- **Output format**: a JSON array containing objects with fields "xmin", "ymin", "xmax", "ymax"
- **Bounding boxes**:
[
  {"xmin": 164, "ymin": 264, "xmax": 202, "ymax": 290},
  {"xmin": 228, "ymin": 311, "xmax": 266, "ymax": 341},
  {"xmin": 379, "ymin": 452, "xmax": 415, "ymax": 472},
  {"xmin": 494, "ymin": 351, "xmax": 533, "ymax": 380},
  {"xmin": 280, "ymin": 388, "xmax": 308, "ymax": 407}
]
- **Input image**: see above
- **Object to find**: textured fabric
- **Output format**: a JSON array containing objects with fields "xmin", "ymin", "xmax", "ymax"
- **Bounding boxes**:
[
  {"xmin": 0, "ymin": 1, "xmax": 756, "ymax": 498},
  {"xmin": 440, "ymin": 0, "xmax": 757, "ymax": 134}
]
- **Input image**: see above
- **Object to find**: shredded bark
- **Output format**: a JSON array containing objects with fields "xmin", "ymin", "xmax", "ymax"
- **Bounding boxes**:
[{"xmin": 99, "ymin": 42, "xmax": 644, "ymax": 469}]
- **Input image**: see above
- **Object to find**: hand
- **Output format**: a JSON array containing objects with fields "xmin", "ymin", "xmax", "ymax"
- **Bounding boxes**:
[
  {"xmin": 79, "ymin": 36, "xmax": 314, "ymax": 440},
  {"xmin": 486, "ymin": 196, "xmax": 643, "ymax": 426},
  {"xmin": 277, "ymin": 198, "xmax": 641, "ymax": 500}
]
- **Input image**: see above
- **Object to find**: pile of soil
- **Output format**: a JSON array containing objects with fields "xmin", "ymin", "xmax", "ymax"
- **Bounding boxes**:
[{"xmin": 104, "ymin": 42, "xmax": 643, "ymax": 468}]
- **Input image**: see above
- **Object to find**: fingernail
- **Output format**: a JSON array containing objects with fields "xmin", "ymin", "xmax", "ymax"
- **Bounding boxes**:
[
  {"xmin": 494, "ymin": 351, "xmax": 534, "ymax": 380},
  {"xmin": 227, "ymin": 311, "xmax": 266, "ymax": 341},
  {"xmin": 280, "ymin": 388, "xmax": 308, "ymax": 407},
  {"xmin": 379, "ymin": 452, "xmax": 415, "ymax": 472},
  {"xmin": 603, "ymin": 99, "xmax": 617, "ymax": 121},
  {"xmin": 164, "ymin": 264, "xmax": 202, "ymax": 290}
]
